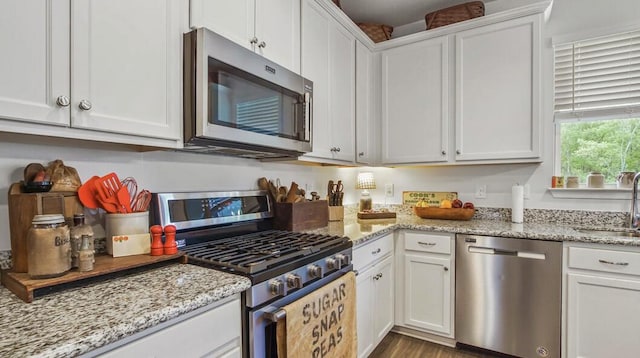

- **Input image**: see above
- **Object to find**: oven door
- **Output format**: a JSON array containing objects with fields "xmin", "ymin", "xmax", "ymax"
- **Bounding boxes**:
[{"xmin": 246, "ymin": 266, "xmax": 352, "ymax": 358}]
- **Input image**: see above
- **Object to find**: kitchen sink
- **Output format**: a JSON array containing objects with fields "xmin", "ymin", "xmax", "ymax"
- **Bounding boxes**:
[{"xmin": 575, "ymin": 228, "xmax": 640, "ymax": 238}]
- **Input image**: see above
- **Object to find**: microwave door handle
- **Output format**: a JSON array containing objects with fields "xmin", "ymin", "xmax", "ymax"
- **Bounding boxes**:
[{"xmin": 304, "ymin": 92, "xmax": 312, "ymax": 141}]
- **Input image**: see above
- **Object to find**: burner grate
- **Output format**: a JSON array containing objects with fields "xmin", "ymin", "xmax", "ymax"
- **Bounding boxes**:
[{"xmin": 183, "ymin": 230, "xmax": 348, "ymax": 274}]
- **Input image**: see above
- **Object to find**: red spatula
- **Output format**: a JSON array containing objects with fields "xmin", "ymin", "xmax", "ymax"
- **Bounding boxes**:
[
  {"xmin": 77, "ymin": 176, "xmax": 101, "ymax": 209},
  {"xmin": 94, "ymin": 173, "xmax": 125, "ymax": 213}
]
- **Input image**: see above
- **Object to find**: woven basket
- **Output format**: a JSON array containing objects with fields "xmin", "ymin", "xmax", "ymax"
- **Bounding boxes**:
[
  {"xmin": 358, "ymin": 23, "xmax": 393, "ymax": 43},
  {"xmin": 425, "ymin": 1, "xmax": 485, "ymax": 30}
]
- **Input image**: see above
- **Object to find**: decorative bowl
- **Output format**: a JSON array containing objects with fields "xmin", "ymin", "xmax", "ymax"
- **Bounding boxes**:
[{"xmin": 414, "ymin": 207, "xmax": 475, "ymax": 221}]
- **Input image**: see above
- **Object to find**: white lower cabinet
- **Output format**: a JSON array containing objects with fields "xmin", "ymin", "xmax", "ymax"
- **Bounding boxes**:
[
  {"xmin": 395, "ymin": 231, "xmax": 454, "ymax": 338},
  {"xmin": 564, "ymin": 244, "xmax": 640, "ymax": 358},
  {"xmin": 96, "ymin": 296, "xmax": 241, "ymax": 358},
  {"xmin": 354, "ymin": 234, "xmax": 394, "ymax": 358}
]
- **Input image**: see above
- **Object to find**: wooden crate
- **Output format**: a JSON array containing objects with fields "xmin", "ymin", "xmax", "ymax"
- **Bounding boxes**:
[
  {"xmin": 7, "ymin": 182, "xmax": 82, "ymax": 272},
  {"xmin": 273, "ymin": 200, "xmax": 328, "ymax": 231}
]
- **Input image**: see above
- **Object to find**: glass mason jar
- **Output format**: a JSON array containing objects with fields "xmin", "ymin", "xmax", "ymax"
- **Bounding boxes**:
[
  {"xmin": 27, "ymin": 214, "xmax": 71, "ymax": 278},
  {"xmin": 586, "ymin": 172, "xmax": 605, "ymax": 188}
]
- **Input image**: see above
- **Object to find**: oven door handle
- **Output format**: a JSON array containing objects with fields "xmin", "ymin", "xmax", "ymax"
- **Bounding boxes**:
[{"xmin": 264, "ymin": 309, "xmax": 287, "ymax": 323}]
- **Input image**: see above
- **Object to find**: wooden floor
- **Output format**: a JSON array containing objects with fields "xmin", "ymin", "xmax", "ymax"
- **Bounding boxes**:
[{"xmin": 369, "ymin": 332, "xmax": 500, "ymax": 358}]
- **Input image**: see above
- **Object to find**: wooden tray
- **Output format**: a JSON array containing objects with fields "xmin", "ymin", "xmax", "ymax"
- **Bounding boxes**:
[
  {"xmin": 1, "ymin": 252, "xmax": 185, "ymax": 303},
  {"xmin": 414, "ymin": 207, "xmax": 475, "ymax": 220},
  {"xmin": 357, "ymin": 211, "xmax": 397, "ymax": 219}
]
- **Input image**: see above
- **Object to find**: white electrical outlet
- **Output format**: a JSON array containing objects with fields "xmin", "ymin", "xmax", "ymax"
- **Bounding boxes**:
[
  {"xmin": 385, "ymin": 184, "xmax": 394, "ymax": 197},
  {"xmin": 475, "ymin": 184, "xmax": 487, "ymax": 198}
]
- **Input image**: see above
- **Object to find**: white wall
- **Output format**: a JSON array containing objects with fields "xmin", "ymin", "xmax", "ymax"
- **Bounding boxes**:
[{"xmin": 0, "ymin": 133, "xmax": 329, "ymax": 251}]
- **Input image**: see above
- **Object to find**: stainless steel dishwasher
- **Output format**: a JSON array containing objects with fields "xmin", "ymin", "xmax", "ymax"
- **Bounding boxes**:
[{"xmin": 456, "ymin": 235, "xmax": 562, "ymax": 358}]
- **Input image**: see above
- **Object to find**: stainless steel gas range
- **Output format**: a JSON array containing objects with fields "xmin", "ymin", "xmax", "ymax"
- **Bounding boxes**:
[{"xmin": 150, "ymin": 190, "xmax": 353, "ymax": 358}]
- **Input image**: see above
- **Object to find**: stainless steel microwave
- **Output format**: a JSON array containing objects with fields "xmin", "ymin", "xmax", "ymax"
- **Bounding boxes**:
[{"xmin": 183, "ymin": 28, "xmax": 312, "ymax": 159}]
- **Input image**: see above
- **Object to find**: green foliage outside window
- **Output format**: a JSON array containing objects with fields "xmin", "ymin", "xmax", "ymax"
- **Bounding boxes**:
[{"xmin": 559, "ymin": 118, "xmax": 640, "ymax": 183}]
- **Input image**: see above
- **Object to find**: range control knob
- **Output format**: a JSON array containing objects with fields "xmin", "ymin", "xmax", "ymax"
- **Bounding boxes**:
[
  {"xmin": 269, "ymin": 279, "xmax": 285, "ymax": 296},
  {"xmin": 326, "ymin": 257, "xmax": 340, "ymax": 270},
  {"xmin": 308, "ymin": 264, "xmax": 323, "ymax": 279},
  {"xmin": 335, "ymin": 253, "xmax": 350, "ymax": 267},
  {"xmin": 286, "ymin": 274, "xmax": 303, "ymax": 289}
]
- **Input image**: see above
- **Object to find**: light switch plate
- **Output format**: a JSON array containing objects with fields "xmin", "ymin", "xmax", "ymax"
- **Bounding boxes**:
[
  {"xmin": 475, "ymin": 184, "xmax": 487, "ymax": 198},
  {"xmin": 385, "ymin": 184, "xmax": 394, "ymax": 197}
]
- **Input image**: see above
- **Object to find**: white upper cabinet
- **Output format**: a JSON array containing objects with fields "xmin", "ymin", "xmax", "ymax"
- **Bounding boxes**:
[
  {"xmin": 0, "ymin": 0, "xmax": 186, "ymax": 146},
  {"xmin": 380, "ymin": 12, "xmax": 543, "ymax": 165},
  {"xmin": 381, "ymin": 36, "xmax": 449, "ymax": 164},
  {"xmin": 0, "ymin": 1, "xmax": 70, "ymax": 127},
  {"xmin": 355, "ymin": 40, "xmax": 376, "ymax": 164},
  {"xmin": 71, "ymin": 0, "xmax": 183, "ymax": 140},
  {"xmin": 299, "ymin": 0, "xmax": 355, "ymax": 164},
  {"xmin": 190, "ymin": 0, "xmax": 301, "ymax": 73},
  {"xmin": 455, "ymin": 14, "xmax": 541, "ymax": 161}
]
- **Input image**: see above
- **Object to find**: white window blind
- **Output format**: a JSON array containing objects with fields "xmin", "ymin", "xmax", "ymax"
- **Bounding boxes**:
[{"xmin": 554, "ymin": 29, "xmax": 640, "ymax": 120}]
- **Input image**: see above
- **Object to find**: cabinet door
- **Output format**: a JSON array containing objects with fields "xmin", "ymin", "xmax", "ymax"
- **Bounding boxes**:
[
  {"xmin": 373, "ymin": 255, "xmax": 394, "ymax": 344},
  {"xmin": 566, "ymin": 273, "xmax": 640, "ymax": 358},
  {"xmin": 99, "ymin": 298, "xmax": 241, "ymax": 357},
  {"xmin": 327, "ymin": 22, "xmax": 355, "ymax": 162},
  {"xmin": 255, "ymin": 0, "xmax": 301, "ymax": 73},
  {"xmin": 301, "ymin": 0, "xmax": 331, "ymax": 160},
  {"xmin": 71, "ymin": 0, "xmax": 184, "ymax": 140},
  {"xmin": 403, "ymin": 253, "xmax": 451, "ymax": 335},
  {"xmin": 355, "ymin": 40, "xmax": 374, "ymax": 164},
  {"xmin": 0, "ymin": 1, "xmax": 69, "ymax": 126},
  {"xmin": 356, "ymin": 267, "xmax": 375, "ymax": 358},
  {"xmin": 381, "ymin": 36, "xmax": 449, "ymax": 164},
  {"xmin": 189, "ymin": 0, "xmax": 255, "ymax": 51},
  {"xmin": 455, "ymin": 14, "xmax": 540, "ymax": 161}
]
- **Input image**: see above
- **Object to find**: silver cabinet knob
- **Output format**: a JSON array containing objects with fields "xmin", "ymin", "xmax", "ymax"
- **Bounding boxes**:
[
  {"xmin": 358, "ymin": 152, "xmax": 365, "ymax": 157},
  {"xmin": 444, "ymin": 266, "xmax": 449, "ymax": 271},
  {"xmin": 78, "ymin": 100, "xmax": 92, "ymax": 111},
  {"xmin": 258, "ymin": 41, "xmax": 266, "ymax": 49},
  {"xmin": 250, "ymin": 37, "xmax": 258, "ymax": 45},
  {"xmin": 441, "ymin": 150, "xmax": 446, "ymax": 155},
  {"xmin": 335, "ymin": 147, "xmax": 341, "ymax": 152},
  {"xmin": 56, "ymin": 95, "xmax": 70, "ymax": 107}
]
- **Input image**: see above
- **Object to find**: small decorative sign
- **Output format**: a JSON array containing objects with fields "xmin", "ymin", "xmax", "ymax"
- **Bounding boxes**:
[{"xmin": 402, "ymin": 191, "xmax": 458, "ymax": 206}]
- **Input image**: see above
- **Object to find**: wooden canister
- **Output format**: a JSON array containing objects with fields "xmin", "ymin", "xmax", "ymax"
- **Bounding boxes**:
[{"xmin": 27, "ymin": 214, "xmax": 71, "ymax": 279}]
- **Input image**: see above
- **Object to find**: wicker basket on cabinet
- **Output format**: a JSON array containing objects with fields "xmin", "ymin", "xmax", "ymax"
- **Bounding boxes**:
[
  {"xmin": 425, "ymin": 1, "xmax": 485, "ymax": 30},
  {"xmin": 358, "ymin": 23, "xmax": 394, "ymax": 43}
]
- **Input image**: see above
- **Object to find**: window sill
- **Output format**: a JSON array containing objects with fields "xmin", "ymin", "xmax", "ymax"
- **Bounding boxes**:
[{"xmin": 548, "ymin": 187, "xmax": 632, "ymax": 200}]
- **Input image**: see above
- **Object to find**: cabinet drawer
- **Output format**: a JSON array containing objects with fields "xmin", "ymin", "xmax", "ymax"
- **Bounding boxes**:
[
  {"xmin": 405, "ymin": 232, "xmax": 452, "ymax": 254},
  {"xmin": 568, "ymin": 246, "xmax": 640, "ymax": 277},
  {"xmin": 354, "ymin": 234, "xmax": 393, "ymax": 272}
]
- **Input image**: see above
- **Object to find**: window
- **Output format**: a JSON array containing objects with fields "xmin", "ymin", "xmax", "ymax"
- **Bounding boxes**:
[{"xmin": 554, "ymin": 29, "xmax": 640, "ymax": 184}]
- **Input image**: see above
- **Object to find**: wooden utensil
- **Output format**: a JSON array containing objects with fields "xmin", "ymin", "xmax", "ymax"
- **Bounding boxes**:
[{"xmin": 286, "ymin": 182, "xmax": 299, "ymax": 203}]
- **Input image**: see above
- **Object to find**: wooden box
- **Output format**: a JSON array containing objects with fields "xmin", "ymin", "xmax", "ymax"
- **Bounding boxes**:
[
  {"xmin": 274, "ymin": 200, "xmax": 329, "ymax": 231},
  {"xmin": 7, "ymin": 183, "xmax": 82, "ymax": 272}
]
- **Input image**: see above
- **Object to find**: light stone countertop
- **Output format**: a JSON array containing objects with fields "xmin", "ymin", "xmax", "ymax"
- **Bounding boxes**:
[
  {"xmin": 316, "ymin": 213, "xmax": 640, "ymax": 248},
  {"xmin": 1, "ymin": 210, "xmax": 638, "ymax": 357},
  {"xmin": 0, "ymin": 263, "xmax": 251, "ymax": 358}
]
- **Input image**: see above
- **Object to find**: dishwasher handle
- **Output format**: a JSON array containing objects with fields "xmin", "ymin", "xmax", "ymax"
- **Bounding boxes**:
[{"xmin": 468, "ymin": 246, "xmax": 546, "ymax": 260}]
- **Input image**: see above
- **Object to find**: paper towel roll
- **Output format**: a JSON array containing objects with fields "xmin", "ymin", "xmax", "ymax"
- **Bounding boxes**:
[{"xmin": 511, "ymin": 185, "xmax": 524, "ymax": 223}]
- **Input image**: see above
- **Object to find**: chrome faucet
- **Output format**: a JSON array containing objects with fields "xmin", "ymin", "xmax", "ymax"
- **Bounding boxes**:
[{"xmin": 632, "ymin": 172, "xmax": 640, "ymax": 230}]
